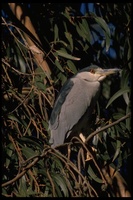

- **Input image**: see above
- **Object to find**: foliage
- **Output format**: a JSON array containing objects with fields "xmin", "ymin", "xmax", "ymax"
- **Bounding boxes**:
[{"xmin": 1, "ymin": 3, "xmax": 131, "ymax": 197}]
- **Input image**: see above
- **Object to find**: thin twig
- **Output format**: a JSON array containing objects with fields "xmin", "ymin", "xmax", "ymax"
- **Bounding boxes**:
[
  {"xmin": 71, "ymin": 136, "xmax": 107, "ymax": 184},
  {"xmin": 46, "ymin": 169, "xmax": 56, "ymax": 197},
  {"xmin": 86, "ymin": 112, "xmax": 131, "ymax": 143},
  {"xmin": 2, "ymin": 147, "xmax": 51, "ymax": 187},
  {"xmin": 51, "ymin": 148, "xmax": 98, "ymax": 197}
]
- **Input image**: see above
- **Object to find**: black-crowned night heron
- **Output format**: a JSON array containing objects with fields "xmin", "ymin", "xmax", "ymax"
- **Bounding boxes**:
[{"xmin": 49, "ymin": 65, "xmax": 120, "ymax": 148}]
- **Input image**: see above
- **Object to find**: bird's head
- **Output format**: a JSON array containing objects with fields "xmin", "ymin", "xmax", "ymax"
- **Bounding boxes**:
[{"xmin": 76, "ymin": 65, "xmax": 121, "ymax": 82}]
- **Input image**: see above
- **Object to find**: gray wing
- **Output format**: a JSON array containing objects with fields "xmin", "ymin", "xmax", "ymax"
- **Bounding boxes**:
[
  {"xmin": 49, "ymin": 65, "xmax": 99, "ymax": 128},
  {"xmin": 59, "ymin": 78, "xmax": 100, "ymax": 132},
  {"xmin": 49, "ymin": 79, "xmax": 74, "ymax": 129},
  {"xmin": 50, "ymin": 76, "xmax": 100, "ymax": 132}
]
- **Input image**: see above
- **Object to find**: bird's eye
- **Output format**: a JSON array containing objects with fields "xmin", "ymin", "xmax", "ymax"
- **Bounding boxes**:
[{"xmin": 90, "ymin": 69, "xmax": 95, "ymax": 74}]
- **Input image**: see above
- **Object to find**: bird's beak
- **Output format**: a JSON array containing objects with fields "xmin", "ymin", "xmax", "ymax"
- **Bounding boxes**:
[
  {"xmin": 96, "ymin": 68, "xmax": 121, "ymax": 81},
  {"xmin": 99, "ymin": 68, "xmax": 121, "ymax": 76}
]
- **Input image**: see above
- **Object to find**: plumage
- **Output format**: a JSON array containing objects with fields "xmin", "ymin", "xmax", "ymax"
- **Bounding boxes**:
[{"xmin": 49, "ymin": 65, "xmax": 120, "ymax": 147}]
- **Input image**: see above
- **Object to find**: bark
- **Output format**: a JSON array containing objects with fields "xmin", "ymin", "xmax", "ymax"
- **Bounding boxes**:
[
  {"xmin": 8, "ymin": 3, "xmax": 51, "ymax": 77},
  {"xmin": 102, "ymin": 165, "xmax": 131, "ymax": 197}
]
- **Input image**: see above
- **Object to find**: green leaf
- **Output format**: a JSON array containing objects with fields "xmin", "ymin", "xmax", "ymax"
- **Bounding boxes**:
[
  {"xmin": 83, "ymin": 43, "xmax": 89, "ymax": 51},
  {"xmin": 54, "ymin": 24, "xmax": 59, "ymax": 42},
  {"xmin": 56, "ymin": 50, "xmax": 81, "ymax": 61},
  {"xmin": 87, "ymin": 165, "xmax": 103, "ymax": 183},
  {"xmin": 114, "ymin": 124, "xmax": 123, "ymax": 134},
  {"xmin": 13, "ymin": 44, "xmax": 26, "ymax": 73},
  {"xmin": 55, "ymin": 59, "xmax": 64, "ymax": 72},
  {"xmin": 56, "ymin": 40, "xmax": 68, "ymax": 47},
  {"xmin": 38, "ymin": 168, "xmax": 48, "ymax": 177},
  {"xmin": 18, "ymin": 56, "xmax": 26, "ymax": 73},
  {"xmin": 67, "ymin": 60, "xmax": 77, "ymax": 74},
  {"xmin": 106, "ymin": 88, "xmax": 130, "ymax": 108},
  {"xmin": 52, "ymin": 173, "xmax": 69, "ymax": 197},
  {"xmin": 123, "ymin": 92, "xmax": 130, "ymax": 105},
  {"xmin": 57, "ymin": 72, "xmax": 67, "ymax": 85},
  {"xmin": 120, "ymin": 122, "xmax": 126, "ymax": 131},
  {"xmin": 117, "ymin": 151, "xmax": 123, "ymax": 169},
  {"xmin": 18, "ymin": 136, "xmax": 44, "ymax": 150},
  {"xmin": 120, "ymin": 70, "xmax": 130, "ymax": 105},
  {"xmin": 26, "ymin": 185, "xmax": 38, "ymax": 196},
  {"xmin": 113, "ymin": 113, "xmax": 124, "ymax": 120},
  {"xmin": 79, "ymin": 19, "xmax": 91, "ymax": 44},
  {"xmin": 65, "ymin": 32, "xmax": 73, "ymax": 51},
  {"xmin": 100, "ymin": 151, "xmax": 110, "ymax": 161},
  {"xmin": 82, "ymin": 18, "xmax": 90, "ymax": 35},
  {"xmin": 21, "ymin": 146, "xmax": 38, "ymax": 159},
  {"xmin": 52, "ymin": 155, "xmax": 64, "ymax": 170},
  {"xmin": 35, "ymin": 67, "xmax": 46, "ymax": 79},
  {"xmin": 35, "ymin": 80, "xmax": 46, "ymax": 92},
  {"xmin": 126, "ymin": 103, "xmax": 131, "ymax": 131},
  {"xmin": 109, "ymin": 126, "xmax": 116, "ymax": 140},
  {"xmin": 63, "ymin": 21, "xmax": 68, "ymax": 32},
  {"xmin": 76, "ymin": 24, "xmax": 86, "ymax": 40},
  {"xmin": 16, "ymin": 176, "xmax": 28, "ymax": 197},
  {"xmin": 7, "ymin": 114, "xmax": 22, "ymax": 125},
  {"xmin": 120, "ymin": 69, "xmax": 130, "ymax": 89},
  {"xmin": 42, "ymin": 120, "xmax": 49, "ymax": 130},
  {"xmin": 5, "ymin": 143, "xmax": 14, "ymax": 168}
]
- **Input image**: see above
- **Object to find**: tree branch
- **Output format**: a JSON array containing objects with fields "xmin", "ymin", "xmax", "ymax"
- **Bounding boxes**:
[
  {"xmin": 102, "ymin": 165, "xmax": 131, "ymax": 197},
  {"xmin": 85, "ymin": 112, "xmax": 131, "ymax": 143},
  {"xmin": 1, "ymin": 147, "xmax": 51, "ymax": 188},
  {"xmin": 8, "ymin": 3, "xmax": 51, "ymax": 76}
]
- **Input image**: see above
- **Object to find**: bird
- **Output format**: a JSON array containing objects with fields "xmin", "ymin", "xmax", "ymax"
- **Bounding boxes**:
[{"xmin": 48, "ymin": 65, "xmax": 120, "ymax": 148}]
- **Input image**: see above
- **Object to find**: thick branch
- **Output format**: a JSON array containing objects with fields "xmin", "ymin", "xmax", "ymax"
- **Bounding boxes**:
[
  {"xmin": 8, "ymin": 3, "xmax": 51, "ymax": 76},
  {"xmin": 102, "ymin": 165, "xmax": 131, "ymax": 197}
]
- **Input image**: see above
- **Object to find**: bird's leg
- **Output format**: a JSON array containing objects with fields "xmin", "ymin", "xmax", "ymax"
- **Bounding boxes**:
[
  {"xmin": 79, "ymin": 133, "xmax": 86, "ymax": 143},
  {"xmin": 79, "ymin": 133, "xmax": 93, "ymax": 161},
  {"xmin": 79, "ymin": 132, "xmax": 96, "ymax": 161}
]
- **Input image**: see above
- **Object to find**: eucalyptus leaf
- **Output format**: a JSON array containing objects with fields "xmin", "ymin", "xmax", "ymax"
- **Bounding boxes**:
[
  {"xmin": 18, "ymin": 136, "xmax": 44, "ymax": 150},
  {"xmin": 55, "ymin": 59, "xmax": 64, "ymax": 72},
  {"xmin": 120, "ymin": 69, "xmax": 130, "ymax": 89},
  {"xmin": 67, "ymin": 60, "xmax": 77, "ymax": 74},
  {"xmin": 114, "ymin": 124, "xmax": 124, "ymax": 134},
  {"xmin": 76, "ymin": 24, "xmax": 86, "ymax": 40},
  {"xmin": 120, "ymin": 122, "xmax": 127, "ymax": 131},
  {"xmin": 35, "ymin": 67, "xmax": 46, "ymax": 79},
  {"xmin": 7, "ymin": 115, "xmax": 22, "ymax": 125},
  {"xmin": 87, "ymin": 165, "xmax": 103, "ymax": 183},
  {"xmin": 35, "ymin": 80, "xmax": 46, "ymax": 92},
  {"xmin": 113, "ymin": 113, "xmax": 124, "ymax": 120},
  {"xmin": 18, "ymin": 56, "xmax": 26, "ymax": 73},
  {"xmin": 56, "ymin": 40, "xmax": 68, "ymax": 47},
  {"xmin": 21, "ymin": 146, "xmax": 38, "ymax": 159},
  {"xmin": 5, "ymin": 143, "xmax": 14, "ymax": 168},
  {"xmin": 65, "ymin": 32, "xmax": 73, "ymax": 51},
  {"xmin": 52, "ymin": 173, "xmax": 69, "ymax": 197},
  {"xmin": 82, "ymin": 18, "xmax": 91, "ymax": 35},
  {"xmin": 126, "ymin": 103, "xmax": 131, "ymax": 131},
  {"xmin": 57, "ymin": 72, "xmax": 67, "ymax": 85},
  {"xmin": 56, "ymin": 50, "xmax": 81, "ymax": 61},
  {"xmin": 53, "ymin": 157, "xmax": 64, "ymax": 169},
  {"xmin": 106, "ymin": 88, "xmax": 130, "ymax": 108},
  {"xmin": 42, "ymin": 120, "xmax": 49, "ymax": 130},
  {"xmin": 17, "ymin": 176, "xmax": 28, "ymax": 197},
  {"xmin": 112, "ymin": 135, "xmax": 121, "ymax": 162},
  {"xmin": 54, "ymin": 24, "xmax": 59, "ymax": 42}
]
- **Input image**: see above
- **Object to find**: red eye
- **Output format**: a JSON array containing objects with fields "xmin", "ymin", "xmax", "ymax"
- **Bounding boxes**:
[{"xmin": 90, "ymin": 69, "xmax": 95, "ymax": 74}]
